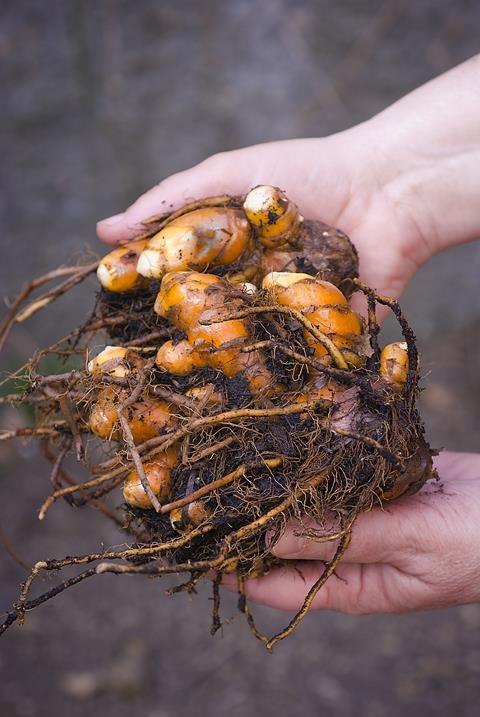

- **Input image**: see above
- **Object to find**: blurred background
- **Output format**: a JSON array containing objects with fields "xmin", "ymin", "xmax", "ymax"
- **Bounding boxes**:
[{"xmin": 1, "ymin": 1, "xmax": 479, "ymax": 715}]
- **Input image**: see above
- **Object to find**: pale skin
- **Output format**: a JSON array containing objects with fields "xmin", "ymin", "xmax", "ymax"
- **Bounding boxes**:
[{"xmin": 97, "ymin": 55, "xmax": 480, "ymax": 615}]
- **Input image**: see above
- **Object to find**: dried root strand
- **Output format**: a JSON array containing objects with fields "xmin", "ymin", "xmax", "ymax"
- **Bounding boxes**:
[
  {"xmin": 165, "ymin": 571, "xmax": 203, "ymax": 596},
  {"xmin": 160, "ymin": 457, "xmax": 283, "ymax": 515},
  {"xmin": 0, "ymin": 393, "xmax": 54, "ymax": 405},
  {"xmin": 361, "ymin": 284, "xmax": 381, "ymax": 369},
  {"xmin": 210, "ymin": 573, "xmax": 223, "ymax": 636},
  {"xmin": 38, "ymin": 471, "xmax": 126, "ymax": 521},
  {"xmin": 265, "ymin": 530, "xmax": 352, "ymax": 650},
  {"xmin": 186, "ymin": 435, "xmax": 238, "ymax": 464},
  {"xmin": 0, "ymin": 262, "xmax": 98, "ymax": 352},
  {"xmin": 47, "ymin": 438, "xmax": 72, "ymax": 491},
  {"xmin": 353, "ymin": 279, "xmax": 419, "ymax": 397},
  {"xmin": 116, "ymin": 357, "xmax": 161, "ymax": 512},
  {"xmin": 202, "ymin": 304, "xmax": 349, "ymax": 369},
  {"xmin": 331, "ymin": 427, "xmax": 402, "ymax": 467},
  {"xmin": 0, "ymin": 424, "xmax": 70, "ymax": 441},
  {"xmin": 40, "ymin": 439, "xmax": 134, "ymax": 534},
  {"xmin": 57, "ymin": 396, "xmax": 84, "ymax": 461},
  {"xmin": 237, "ymin": 574, "xmax": 270, "ymax": 646},
  {"xmin": 0, "ymin": 524, "xmax": 29, "ymax": 572},
  {"xmin": 1, "ymin": 567, "xmax": 97, "ymax": 635}
]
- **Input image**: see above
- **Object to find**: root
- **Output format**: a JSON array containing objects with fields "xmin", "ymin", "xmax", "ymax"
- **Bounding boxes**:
[
  {"xmin": 356, "ymin": 282, "xmax": 381, "ymax": 370},
  {"xmin": 265, "ymin": 530, "xmax": 352, "ymax": 650},
  {"xmin": 354, "ymin": 279, "xmax": 418, "ymax": 397},
  {"xmin": 57, "ymin": 396, "xmax": 84, "ymax": 461},
  {"xmin": 125, "ymin": 329, "xmax": 173, "ymax": 346},
  {"xmin": 160, "ymin": 457, "xmax": 283, "ymax": 515},
  {"xmin": 165, "ymin": 572, "xmax": 202, "ymax": 596},
  {"xmin": 41, "ymin": 440, "xmax": 134, "ymax": 534},
  {"xmin": 237, "ymin": 574, "xmax": 270, "ymax": 645},
  {"xmin": 0, "ymin": 393, "xmax": 55, "ymax": 405},
  {"xmin": 151, "ymin": 386, "xmax": 199, "ymax": 409},
  {"xmin": 1, "ymin": 567, "xmax": 97, "ymax": 635},
  {"xmin": 268, "ymin": 344, "xmax": 369, "ymax": 388},
  {"xmin": 118, "ymin": 406, "xmax": 161, "ymax": 511},
  {"xmin": 0, "ymin": 524, "xmax": 29, "ymax": 571},
  {"xmin": 330, "ymin": 427, "xmax": 402, "ymax": 466},
  {"xmin": 47, "ymin": 439, "xmax": 72, "ymax": 491},
  {"xmin": 117, "ymin": 358, "xmax": 161, "ymax": 511},
  {"xmin": 202, "ymin": 305, "xmax": 349, "ymax": 369},
  {"xmin": 38, "ymin": 473, "xmax": 126, "ymax": 521},
  {"xmin": 186, "ymin": 435, "xmax": 238, "ymax": 463},
  {"xmin": 210, "ymin": 573, "xmax": 223, "ymax": 635},
  {"xmin": 0, "ymin": 262, "xmax": 98, "ymax": 352},
  {"xmin": 0, "ymin": 192, "xmax": 433, "ymax": 648},
  {"xmin": 0, "ymin": 425, "xmax": 71, "ymax": 441}
]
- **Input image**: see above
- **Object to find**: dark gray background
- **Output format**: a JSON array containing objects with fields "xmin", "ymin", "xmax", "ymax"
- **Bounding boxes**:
[{"xmin": 1, "ymin": 1, "xmax": 479, "ymax": 716}]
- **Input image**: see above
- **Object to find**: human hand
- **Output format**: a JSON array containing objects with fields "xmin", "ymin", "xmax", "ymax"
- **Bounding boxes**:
[
  {"xmin": 96, "ymin": 130, "xmax": 427, "ymax": 304},
  {"xmin": 221, "ymin": 452, "xmax": 480, "ymax": 614},
  {"xmin": 97, "ymin": 55, "xmax": 480, "ymax": 304}
]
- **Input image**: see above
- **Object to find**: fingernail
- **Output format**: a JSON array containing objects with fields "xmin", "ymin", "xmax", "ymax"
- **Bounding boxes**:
[{"xmin": 97, "ymin": 212, "xmax": 125, "ymax": 228}]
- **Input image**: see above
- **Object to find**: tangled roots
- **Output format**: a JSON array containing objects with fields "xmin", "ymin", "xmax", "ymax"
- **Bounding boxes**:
[{"xmin": 0, "ymin": 187, "xmax": 435, "ymax": 649}]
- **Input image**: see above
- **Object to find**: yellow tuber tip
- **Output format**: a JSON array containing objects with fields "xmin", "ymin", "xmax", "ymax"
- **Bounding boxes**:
[
  {"xmin": 243, "ymin": 185, "xmax": 303, "ymax": 249},
  {"xmin": 87, "ymin": 346, "xmax": 130, "ymax": 378},
  {"xmin": 262, "ymin": 271, "xmax": 313, "ymax": 291}
]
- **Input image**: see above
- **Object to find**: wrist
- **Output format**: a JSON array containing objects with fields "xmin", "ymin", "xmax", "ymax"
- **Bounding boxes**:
[
  {"xmin": 382, "ymin": 139, "xmax": 480, "ymax": 260},
  {"xmin": 359, "ymin": 55, "xmax": 480, "ymax": 262}
]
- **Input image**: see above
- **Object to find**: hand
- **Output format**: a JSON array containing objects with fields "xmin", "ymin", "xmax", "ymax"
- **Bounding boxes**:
[
  {"xmin": 97, "ymin": 55, "xmax": 480, "ymax": 304},
  {"xmin": 222, "ymin": 452, "xmax": 480, "ymax": 613},
  {"xmin": 96, "ymin": 130, "xmax": 429, "ymax": 304}
]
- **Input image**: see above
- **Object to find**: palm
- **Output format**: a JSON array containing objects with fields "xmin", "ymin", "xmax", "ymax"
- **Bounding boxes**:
[{"xmin": 221, "ymin": 452, "xmax": 480, "ymax": 614}]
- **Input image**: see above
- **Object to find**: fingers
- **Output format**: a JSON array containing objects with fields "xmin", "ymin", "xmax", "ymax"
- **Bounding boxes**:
[
  {"xmin": 219, "ymin": 450, "xmax": 480, "ymax": 616},
  {"xmin": 434, "ymin": 450, "xmax": 480, "ymax": 481},
  {"xmin": 221, "ymin": 561, "xmax": 412, "ymax": 614},
  {"xmin": 269, "ymin": 451, "xmax": 479, "ymax": 565},
  {"xmin": 269, "ymin": 508, "xmax": 402, "ymax": 565},
  {"xmin": 96, "ymin": 145, "xmax": 269, "ymax": 245}
]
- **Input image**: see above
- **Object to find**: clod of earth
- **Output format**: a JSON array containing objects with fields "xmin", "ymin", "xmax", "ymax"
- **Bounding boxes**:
[{"xmin": 0, "ymin": 186, "xmax": 436, "ymax": 649}]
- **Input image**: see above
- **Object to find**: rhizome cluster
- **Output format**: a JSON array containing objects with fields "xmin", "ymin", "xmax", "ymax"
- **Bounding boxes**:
[{"xmin": 0, "ymin": 186, "xmax": 435, "ymax": 648}]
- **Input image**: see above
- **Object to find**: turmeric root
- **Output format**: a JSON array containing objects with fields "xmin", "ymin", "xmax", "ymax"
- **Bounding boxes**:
[
  {"xmin": 89, "ymin": 387, "xmax": 176, "ymax": 444},
  {"xmin": 262, "ymin": 271, "xmax": 366, "ymax": 366},
  {"xmin": 137, "ymin": 207, "xmax": 253, "ymax": 279},
  {"xmin": 154, "ymin": 271, "xmax": 277, "ymax": 395},
  {"xmin": 97, "ymin": 239, "xmax": 149, "ymax": 293}
]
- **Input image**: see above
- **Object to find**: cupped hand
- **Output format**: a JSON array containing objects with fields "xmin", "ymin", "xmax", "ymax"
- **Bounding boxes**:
[
  {"xmin": 96, "ymin": 126, "xmax": 433, "ymax": 302},
  {"xmin": 97, "ymin": 56, "xmax": 480, "ymax": 299},
  {"xmin": 220, "ymin": 452, "xmax": 480, "ymax": 614}
]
